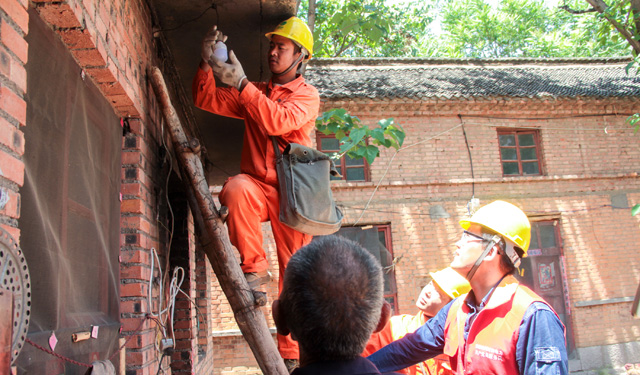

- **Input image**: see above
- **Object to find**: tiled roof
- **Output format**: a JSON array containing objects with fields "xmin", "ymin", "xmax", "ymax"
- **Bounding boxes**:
[{"xmin": 305, "ymin": 57, "xmax": 640, "ymax": 100}]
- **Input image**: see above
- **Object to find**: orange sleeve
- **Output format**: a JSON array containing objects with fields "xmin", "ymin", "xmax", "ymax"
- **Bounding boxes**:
[
  {"xmin": 362, "ymin": 321, "xmax": 393, "ymax": 357},
  {"xmin": 238, "ymin": 80, "xmax": 320, "ymax": 136},
  {"xmin": 192, "ymin": 67, "xmax": 244, "ymax": 119}
]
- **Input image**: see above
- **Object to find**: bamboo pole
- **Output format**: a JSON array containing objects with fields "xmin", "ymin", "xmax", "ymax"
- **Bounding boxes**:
[{"xmin": 148, "ymin": 66, "xmax": 288, "ymax": 375}]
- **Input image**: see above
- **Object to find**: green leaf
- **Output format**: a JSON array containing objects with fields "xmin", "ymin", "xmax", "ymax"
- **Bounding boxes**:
[
  {"xmin": 362, "ymin": 145, "xmax": 380, "ymax": 165},
  {"xmin": 632, "ymin": 204, "xmax": 640, "ymax": 216},
  {"xmin": 349, "ymin": 126, "xmax": 367, "ymax": 145},
  {"xmin": 369, "ymin": 127, "xmax": 387, "ymax": 144},
  {"xmin": 378, "ymin": 118, "xmax": 395, "ymax": 129}
]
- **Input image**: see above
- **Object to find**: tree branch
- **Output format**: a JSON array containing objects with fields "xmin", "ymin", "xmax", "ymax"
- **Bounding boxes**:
[
  {"xmin": 631, "ymin": 0, "xmax": 640, "ymax": 41},
  {"xmin": 559, "ymin": 4, "xmax": 597, "ymax": 14},
  {"xmin": 334, "ymin": 34, "xmax": 357, "ymax": 57},
  {"xmin": 583, "ymin": 0, "xmax": 640, "ymax": 54},
  {"xmin": 307, "ymin": 0, "xmax": 317, "ymax": 36}
]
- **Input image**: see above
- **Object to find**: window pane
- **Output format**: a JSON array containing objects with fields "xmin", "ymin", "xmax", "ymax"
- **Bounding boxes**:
[
  {"xmin": 345, "ymin": 155, "xmax": 364, "ymax": 166},
  {"xmin": 518, "ymin": 133, "xmax": 535, "ymax": 146},
  {"xmin": 503, "ymin": 162, "xmax": 520, "ymax": 175},
  {"xmin": 385, "ymin": 296, "xmax": 396, "ymax": 314},
  {"xmin": 501, "ymin": 148, "xmax": 517, "ymax": 161},
  {"xmin": 530, "ymin": 227, "xmax": 540, "ymax": 250},
  {"xmin": 346, "ymin": 167, "xmax": 366, "ymax": 181},
  {"xmin": 540, "ymin": 225, "xmax": 557, "ymax": 248},
  {"xmin": 522, "ymin": 162, "xmax": 539, "ymax": 175},
  {"xmin": 520, "ymin": 147, "xmax": 538, "ymax": 160},
  {"xmin": 320, "ymin": 137, "xmax": 340, "ymax": 151},
  {"xmin": 499, "ymin": 134, "xmax": 516, "ymax": 146}
]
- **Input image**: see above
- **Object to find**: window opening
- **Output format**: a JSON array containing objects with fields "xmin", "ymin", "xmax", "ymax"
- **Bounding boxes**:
[
  {"xmin": 332, "ymin": 225, "xmax": 398, "ymax": 313},
  {"xmin": 316, "ymin": 132, "xmax": 370, "ymax": 182},
  {"xmin": 498, "ymin": 129, "xmax": 542, "ymax": 176}
]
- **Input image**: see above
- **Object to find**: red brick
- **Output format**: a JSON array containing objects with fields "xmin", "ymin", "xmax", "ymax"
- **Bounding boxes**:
[
  {"xmin": 0, "ymin": 187, "xmax": 19, "ymax": 218},
  {"xmin": 0, "ymin": 0, "xmax": 28, "ymax": 34},
  {"xmin": 0, "ymin": 85, "xmax": 26, "ymax": 125},
  {"xmin": 120, "ymin": 216, "xmax": 151, "ymax": 234},
  {"xmin": 56, "ymin": 28, "xmax": 95, "ymax": 50},
  {"xmin": 0, "ymin": 117, "xmax": 24, "ymax": 155},
  {"xmin": 0, "ymin": 19, "xmax": 27, "ymax": 64},
  {"xmin": 121, "ymin": 198, "xmax": 145, "ymax": 215},
  {"xmin": 84, "ymin": 66, "xmax": 116, "ymax": 84},
  {"xmin": 0, "ymin": 148, "xmax": 24, "ymax": 186},
  {"xmin": 0, "ymin": 225, "xmax": 19, "ymax": 244},
  {"xmin": 120, "ymin": 281, "xmax": 146, "ymax": 298},
  {"xmin": 0, "ymin": 47, "xmax": 8, "ymax": 79},
  {"xmin": 35, "ymin": 3, "xmax": 82, "ymax": 29},
  {"xmin": 120, "ymin": 264, "xmax": 150, "ymax": 280},
  {"xmin": 120, "ymin": 249, "xmax": 150, "ymax": 264},
  {"xmin": 9, "ymin": 55, "xmax": 26, "ymax": 93},
  {"xmin": 71, "ymin": 48, "xmax": 106, "ymax": 68}
]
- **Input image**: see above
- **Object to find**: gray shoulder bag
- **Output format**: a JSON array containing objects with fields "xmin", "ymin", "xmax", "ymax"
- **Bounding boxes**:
[{"xmin": 271, "ymin": 137, "xmax": 344, "ymax": 235}]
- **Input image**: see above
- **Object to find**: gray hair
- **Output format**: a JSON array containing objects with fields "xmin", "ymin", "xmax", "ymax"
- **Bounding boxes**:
[{"xmin": 280, "ymin": 235, "xmax": 384, "ymax": 360}]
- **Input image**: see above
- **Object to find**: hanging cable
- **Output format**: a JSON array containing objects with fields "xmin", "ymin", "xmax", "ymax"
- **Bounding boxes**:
[
  {"xmin": 156, "ymin": 3, "xmax": 219, "ymax": 33},
  {"xmin": 460, "ymin": 115, "xmax": 474, "ymax": 197},
  {"xmin": 353, "ymin": 124, "xmax": 463, "ymax": 225}
]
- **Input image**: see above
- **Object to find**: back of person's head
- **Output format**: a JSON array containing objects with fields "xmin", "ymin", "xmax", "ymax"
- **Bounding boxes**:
[{"xmin": 278, "ymin": 235, "xmax": 384, "ymax": 360}]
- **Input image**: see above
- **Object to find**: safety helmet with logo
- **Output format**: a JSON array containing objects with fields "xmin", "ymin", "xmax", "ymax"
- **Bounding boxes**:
[
  {"xmin": 265, "ymin": 16, "xmax": 314, "ymax": 61},
  {"xmin": 430, "ymin": 267, "xmax": 471, "ymax": 299}
]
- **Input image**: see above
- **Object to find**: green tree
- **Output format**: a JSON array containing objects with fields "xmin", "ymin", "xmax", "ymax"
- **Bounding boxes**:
[
  {"xmin": 298, "ymin": 0, "xmax": 433, "ymax": 57},
  {"xmin": 434, "ymin": 0, "xmax": 631, "ymax": 58}
]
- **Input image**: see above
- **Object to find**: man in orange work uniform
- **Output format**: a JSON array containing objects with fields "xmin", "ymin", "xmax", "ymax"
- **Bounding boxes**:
[
  {"xmin": 192, "ymin": 17, "xmax": 319, "ymax": 370},
  {"xmin": 362, "ymin": 267, "xmax": 470, "ymax": 375}
]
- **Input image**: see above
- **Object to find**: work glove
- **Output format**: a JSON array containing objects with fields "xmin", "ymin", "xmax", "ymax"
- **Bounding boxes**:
[
  {"xmin": 211, "ymin": 50, "xmax": 247, "ymax": 90},
  {"xmin": 201, "ymin": 26, "xmax": 227, "ymax": 64}
]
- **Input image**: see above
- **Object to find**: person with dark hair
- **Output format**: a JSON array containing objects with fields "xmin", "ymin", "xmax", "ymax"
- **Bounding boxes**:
[
  {"xmin": 369, "ymin": 201, "xmax": 568, "ymax": 375},
  {"xmin": 193, "ymin": 16, "xmax": 318, "ymax": 368},
  {"xmin": 272, "ymin": 235, "xmax": 401, "ymax": 375}
]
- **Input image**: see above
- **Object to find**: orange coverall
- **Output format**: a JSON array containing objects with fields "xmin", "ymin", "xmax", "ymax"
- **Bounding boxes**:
[
  {"xmin": 363, "ymin": 313, "xmax": 452, "ymax": 375},
  {"xmin": 192, "ymin": 67, "xmax": 320, "ymax": 359}
]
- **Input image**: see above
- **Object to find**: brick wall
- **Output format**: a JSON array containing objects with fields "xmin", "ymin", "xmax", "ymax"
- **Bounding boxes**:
[
  {"xmin": 5, "ymin": 0, "xmax": 215, "ymax": 374},
  {"xmin": 206, "ymin": 96, "xmax": 640, "ymax": 372},
  {"xmin": 0, "ymin": 0, "xmax": 27, "ymax": 242}
]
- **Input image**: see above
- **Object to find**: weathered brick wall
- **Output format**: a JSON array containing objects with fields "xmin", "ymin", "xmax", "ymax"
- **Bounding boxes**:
[
  {"xmin": 5, "ymin": 0, "xmax": 213, "ymax": 374},
  {"xmin": 206, "ymin": 96, "xmax": 640, "ymax": 371},
  {"xmin": 0, "ymin": 0, "xmax": 28, "ymax": 242}
]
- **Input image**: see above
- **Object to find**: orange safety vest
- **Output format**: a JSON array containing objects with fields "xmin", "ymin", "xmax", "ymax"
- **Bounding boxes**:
[
  {"xmin": 364, "ymin": 313, "xmax": 453, "ymax": 375},
  {"xmin": 443, "ymin": 276, "xmax": 558, "ymax": 375}
]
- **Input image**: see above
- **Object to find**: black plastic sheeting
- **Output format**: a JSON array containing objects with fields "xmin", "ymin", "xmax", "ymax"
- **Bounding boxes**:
[{"xmin": 17, "ymin": 9, "xmax": 121, "ymax": 374}]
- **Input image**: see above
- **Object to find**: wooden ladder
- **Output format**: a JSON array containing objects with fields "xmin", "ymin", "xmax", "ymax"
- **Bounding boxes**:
[{"xmin": 149, "ymin": 66, "xmax": 288, "ymax": 375}]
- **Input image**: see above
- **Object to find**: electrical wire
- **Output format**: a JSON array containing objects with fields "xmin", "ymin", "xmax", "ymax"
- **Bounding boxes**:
[
  {"xmin": 353, "ymin": 124, "xmax": 463, "ymax": 225},
  {"xmin": 459, "ymin": 114, "xmax": 476, "ymax": 215},
  {"xmin": 342, "ymin": 203, "xmax": 628, "ymax": 217},
  {"xmin": 156, "ymin": 3, "xmax": 219, "ymax": 33}
]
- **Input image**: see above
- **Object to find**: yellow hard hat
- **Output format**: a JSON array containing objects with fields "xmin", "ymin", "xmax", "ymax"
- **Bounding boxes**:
[
  {"xmin": 265, "ymin": 16, "xmax": 314, "ymax": 61},
  {"xmin": 460, "ymin": 200, "xmax": 531, "ymax": 255},
  {"xmin": 430, "ymin": 267, "xmax": 471, "ymax": 299}
]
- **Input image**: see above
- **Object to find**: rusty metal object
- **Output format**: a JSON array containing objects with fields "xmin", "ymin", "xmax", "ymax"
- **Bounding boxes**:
[
  {"xmin": 0, "ymin": 290, "xmax": 13, "ymax": 373},
  {"xmin": 0, "ymin": 227, "xmax": 31, "ymax": 365}
]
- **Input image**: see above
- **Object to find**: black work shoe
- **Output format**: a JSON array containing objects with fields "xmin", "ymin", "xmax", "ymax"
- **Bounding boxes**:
[
  {"xmin": 284, "ymin": 358, "xmax": 299, "ymax": 373},
  {"xmin": 244, "ymin": 270, "xmax": 271, "ymax": 289}
]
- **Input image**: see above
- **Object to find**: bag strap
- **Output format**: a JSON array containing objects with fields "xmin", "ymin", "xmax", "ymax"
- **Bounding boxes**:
[{"xmin": 271, "ymin": 136, "xmax": 282, "ymax": 158}]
